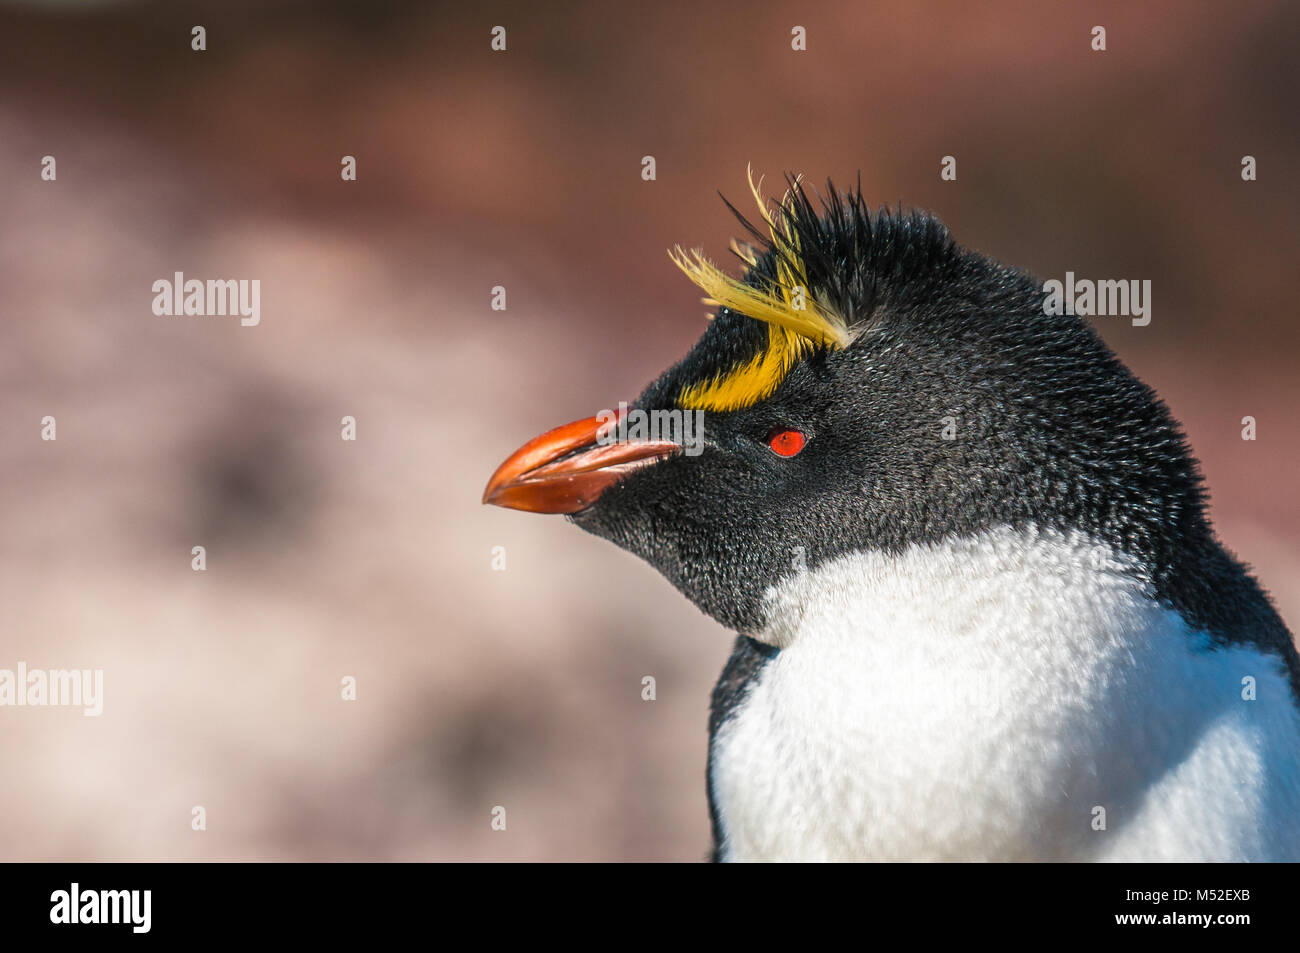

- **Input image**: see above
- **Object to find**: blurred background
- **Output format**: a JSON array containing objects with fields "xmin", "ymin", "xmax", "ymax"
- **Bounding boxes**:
[{"xmin": 0, "ymin": 0, "xmax": 1295, "ymax": 861}]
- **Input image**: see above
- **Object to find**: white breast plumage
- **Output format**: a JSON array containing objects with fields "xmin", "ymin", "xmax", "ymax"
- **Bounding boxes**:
[{"xmin": 710, "ymin": 525, "xmax": 1300, "ymax": 861}]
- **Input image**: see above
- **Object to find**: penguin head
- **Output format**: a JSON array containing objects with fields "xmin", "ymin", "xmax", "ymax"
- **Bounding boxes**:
[{"xmin": 484, "ymin": 172, "xmax": 1205, "ymax": 634}]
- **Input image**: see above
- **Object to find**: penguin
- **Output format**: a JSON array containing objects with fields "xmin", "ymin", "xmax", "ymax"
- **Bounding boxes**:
[{"xmin": 482, "ymin": 171, "xmax": 1300, "ymax": 862}]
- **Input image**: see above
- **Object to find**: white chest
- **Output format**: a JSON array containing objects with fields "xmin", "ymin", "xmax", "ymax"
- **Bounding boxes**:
[{"xmin": 710, "ymin": 527, "xmax": 1300, "ymax": 861}]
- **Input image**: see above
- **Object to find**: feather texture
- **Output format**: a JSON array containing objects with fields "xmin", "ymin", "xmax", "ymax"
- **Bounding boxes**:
[{"xmin": 668, "ymin": 168, "xmax": 852, "ymax": 412}]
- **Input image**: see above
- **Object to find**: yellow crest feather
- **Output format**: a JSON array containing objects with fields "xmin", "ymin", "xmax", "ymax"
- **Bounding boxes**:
[{"xmin": 668, "ymin": 168, "xmax": 850, "ymax": 412}]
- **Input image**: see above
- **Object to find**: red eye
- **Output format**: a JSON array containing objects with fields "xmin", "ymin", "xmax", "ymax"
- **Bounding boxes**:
[{"xmin": 767, "ymin": 428, "xmax": 806, "ymax": 457}]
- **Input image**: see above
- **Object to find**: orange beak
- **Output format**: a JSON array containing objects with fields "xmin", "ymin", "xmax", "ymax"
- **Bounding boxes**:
[{"xmin": 482, "ymin": 409, "xmax": 683, "ymax": 514}]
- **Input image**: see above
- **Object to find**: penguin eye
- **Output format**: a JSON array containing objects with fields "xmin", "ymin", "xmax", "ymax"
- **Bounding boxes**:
[{"xmin": 766, "ymin": 428, "xmax": 806, "ymax": 457}]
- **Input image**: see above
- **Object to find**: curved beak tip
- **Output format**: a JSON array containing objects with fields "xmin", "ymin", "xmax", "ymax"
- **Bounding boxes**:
[{"xmin": 482, "ymin": 412, "xmax": 681, "ymax": 515}]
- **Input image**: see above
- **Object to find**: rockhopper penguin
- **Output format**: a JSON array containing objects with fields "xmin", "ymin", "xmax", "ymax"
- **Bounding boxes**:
[{"xmin": 482, "ymin": 172, "xmax": 1300, "ymax": 861}]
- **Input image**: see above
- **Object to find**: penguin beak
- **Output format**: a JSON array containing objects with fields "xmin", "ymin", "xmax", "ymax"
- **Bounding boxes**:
[{"xmin": 482, "ymin": 409, "xmax": 682, "ymax": 514}]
